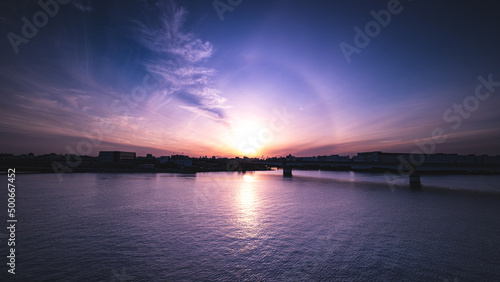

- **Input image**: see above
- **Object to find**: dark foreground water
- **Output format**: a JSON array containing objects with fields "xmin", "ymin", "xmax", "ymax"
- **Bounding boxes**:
[{"xmin": 1, "ymin": 170, "xmax": 500, "ymax": 281}]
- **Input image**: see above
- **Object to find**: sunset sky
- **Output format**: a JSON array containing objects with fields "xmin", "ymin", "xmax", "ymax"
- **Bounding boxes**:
[{"xmin": 1, "ymin": 0, "xmax": 499, "ymax": 157}]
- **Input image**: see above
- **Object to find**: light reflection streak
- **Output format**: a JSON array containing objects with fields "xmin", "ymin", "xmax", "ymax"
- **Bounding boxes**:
[{"xmin": 233, "ymin": 173, "xmax": 261, "ymax": 243}]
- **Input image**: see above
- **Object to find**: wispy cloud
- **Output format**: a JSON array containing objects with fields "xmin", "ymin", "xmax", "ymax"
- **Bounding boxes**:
[
  {"xmin": 71, "ymin": 0, "xmax": 93, "ymax": 13},
  {"xmin": 134, "ymin": 1, "xmax": 229, "ymax": 121}
]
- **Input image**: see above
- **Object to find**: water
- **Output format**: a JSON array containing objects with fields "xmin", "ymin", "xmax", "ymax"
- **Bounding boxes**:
[{"xmin": 1, "ymin": 170, "xmax": 500, "ymax": 281}]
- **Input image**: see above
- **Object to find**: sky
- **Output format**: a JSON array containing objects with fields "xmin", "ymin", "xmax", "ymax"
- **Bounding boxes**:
[{"xmin": 1, "ymin": 0, "xmax": 499, "ymax": 158}]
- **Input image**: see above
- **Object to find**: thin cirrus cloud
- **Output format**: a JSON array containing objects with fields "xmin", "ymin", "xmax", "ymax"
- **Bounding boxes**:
[{"xmin": 133, "ymin": 1, "xmax": 230, "ymax": 123}]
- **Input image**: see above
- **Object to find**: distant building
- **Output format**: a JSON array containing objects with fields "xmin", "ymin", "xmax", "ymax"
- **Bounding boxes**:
[
  {"xmin": 319, "ymin": 155, "xmax": 350, "ymax": 162},
  {"xmin": 159, "ymin": 156, "xmax": 170, "ymax": 164},
  {"xmin": 138, "ymin": 164, "xmax": 155, "ymax": 169},
  {"xmin": 39, "ymin": 153, "xmax": 61, "ymax": 160},
  {"xmin": 302, "ymin": 156, "xmax": 318, "ymax": 162},
  {"xmin": 425, "ymin": 153, "xmax": 459, "ymax": 164},
  {"xmin": 98, "ymin": 151, "xmax": 136, "ymax": 163},
  {"xmin": 484, "ymin": 155, "xmax": 500, "ymax": 164},
  {"xmin": 170, "ymin": 155, "xmax": 192, "ymax": 168},
  {"xmin": 377, "ymin": 153, "xmax": 405, "ymax": 163},
  {"xmin": 0, "ymin": 153, "xmax": 14, "ymax": 160},
  {"xmin": 353, "ymin": 151, "xmax": 382, "ymax": 162},
  {"xmin": 352, "ymin": 152, "xmax": 410, "ymax": 163}
]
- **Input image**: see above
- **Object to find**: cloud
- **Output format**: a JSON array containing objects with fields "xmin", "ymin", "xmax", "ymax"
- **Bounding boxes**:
[
  {"xmin": 71, "ymin": 0, "xmax": 93, "ymax": 12},
  {"xmin": 134, "ymin": 2, "xmax": 213, "ymax": 64},
  {"xmin": 133, "ymin": 0, "xmax": 229, "ymax": 122},
  {"xmin": 180, "ymin": 105, "xmax": 225, "ymax": 122}
]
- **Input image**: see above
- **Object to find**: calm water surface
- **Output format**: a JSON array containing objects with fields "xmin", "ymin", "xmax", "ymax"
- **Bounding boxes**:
[{"xmin": 2, "ymin": 170, "xmax": 500, "ymax": 281}]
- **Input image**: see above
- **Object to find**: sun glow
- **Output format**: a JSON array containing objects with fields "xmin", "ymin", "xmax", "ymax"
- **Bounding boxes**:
[{"xmin": 230, "ymin": 119, "xmax": 265, "ymax": 156}]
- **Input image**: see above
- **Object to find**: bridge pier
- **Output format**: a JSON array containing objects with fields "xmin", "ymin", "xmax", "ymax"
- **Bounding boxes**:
[
  {"xmin": 282, "ymin": 161, "xmax": 292, "ymax": 177},
  {"xmin": 283, "ymin": 167, "xmax": 292, "ymax": 177},
  {"xmin": 409, "ymin": 171, "xmax": 421, "ymax": 188}
]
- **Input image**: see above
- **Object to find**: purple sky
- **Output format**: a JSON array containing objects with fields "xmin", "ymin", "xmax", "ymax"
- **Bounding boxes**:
[{"xmin": 1, "ymin": 0, "xmax": 499, "ymax": 157}]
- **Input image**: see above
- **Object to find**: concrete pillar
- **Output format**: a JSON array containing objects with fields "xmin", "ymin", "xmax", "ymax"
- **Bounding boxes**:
[
  {"xmin": 282, "ymin": 161, "xmax": 292, "ymax": 177},
  {"xmin": 409, "ymin": 171, "xmax": 421, "ymax": 188}
]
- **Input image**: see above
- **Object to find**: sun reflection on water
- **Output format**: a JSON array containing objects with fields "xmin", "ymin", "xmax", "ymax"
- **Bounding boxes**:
[
  {"xmin": 238, "ymin": 174, "xmax": 258, "ymax": 214},
  {"xmin": 243, "ymin": 174, "xmax": 255, "ymax": 182},
  {"xmin": 233, "ymin": 173, "xmax": 262, "ymax": 245}
]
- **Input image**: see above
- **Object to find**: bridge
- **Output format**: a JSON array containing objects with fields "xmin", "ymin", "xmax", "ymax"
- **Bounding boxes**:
[{"xmin": 245, "ymin": 160, "xmax": 500, "ymax": 188}]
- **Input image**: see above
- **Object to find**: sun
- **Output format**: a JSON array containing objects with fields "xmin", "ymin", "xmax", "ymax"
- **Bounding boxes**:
[{"xmin": 230, "ymin": 119, "xmax": 265, "ymax": 157}]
